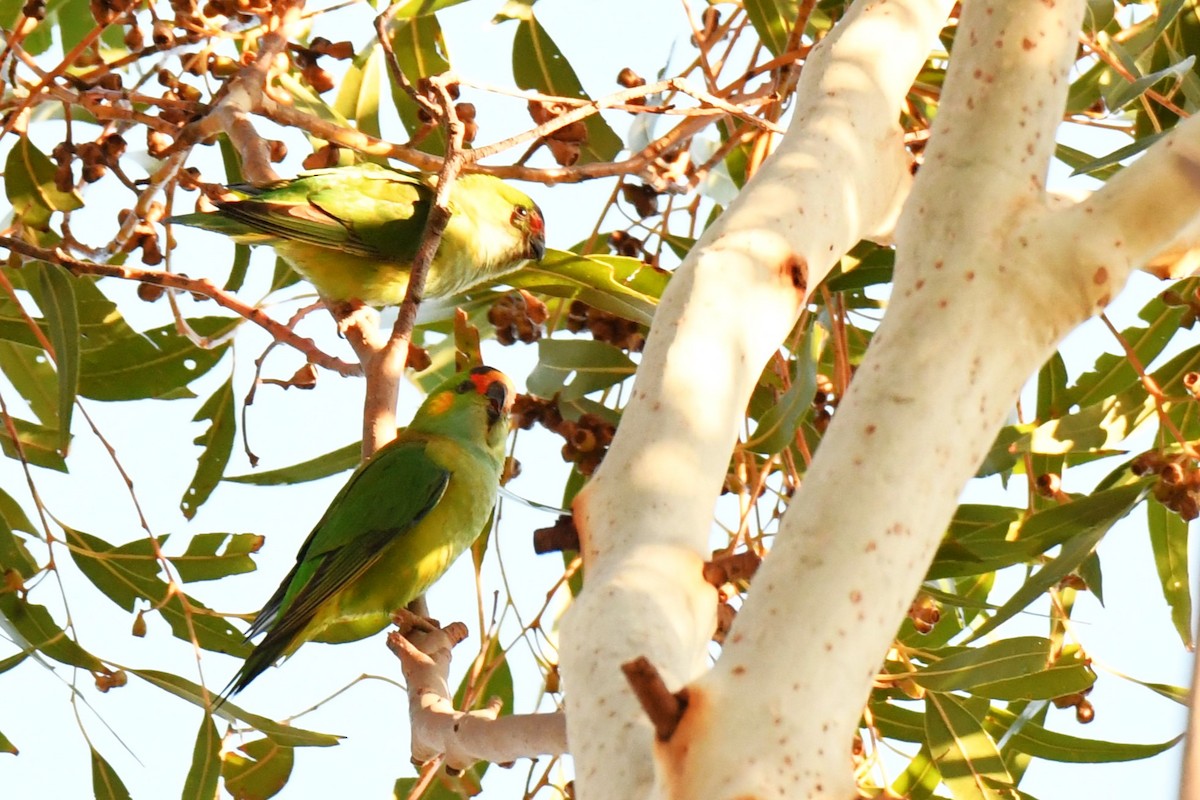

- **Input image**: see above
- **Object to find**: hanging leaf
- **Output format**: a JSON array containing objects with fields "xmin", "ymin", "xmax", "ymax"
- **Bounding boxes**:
[
  {"xmin": 34, "ymin": 263, "xmax": 78, "ymax": 452},
  {"xmin": 512, "ymin": 15, "xmax": 622, "ymax": 164},
  {"xmin": 527, "ymin": 339, "xmax": 635, "ymax": 400},
  {"xmin": 170, "ymin": 533, "xmax": 261, "ymax": 583},
  {"xmin": 181, "ymin": 714, "xmax": 221, "ymax": 800},
  {"xmin": 4, "ymin": 137, "xmax": 83, "ymax": 230},
  {"xmin": 64, "ymin": 527, "xmax": 250, "ymax": 656},
  {"xmin": 1147, "ymin": 500, "xmax": 1193, "ymax": 648},
  {"xmin": 128, "ymin": 669, "xmax": 341, "ymax": 747},
  {"xmin": 225, "ymin": 441, "xmax": 360, "ymax": 485},
  {"xmin": 221, "ymin": 737, "xmax": 294, "ymax": 800},
  {"xmin": 91, "ymin": 747, "xmax": 132, "ymax": 800},
  {"xmin": 181, "ymin": 377, "xmax": 236, "ymax": 520},
  {"xmin": 925, "ymin": 691, "xmax": 1015, "ymax": 799}
]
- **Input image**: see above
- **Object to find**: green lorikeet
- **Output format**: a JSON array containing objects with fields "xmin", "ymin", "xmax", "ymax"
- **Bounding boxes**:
[
  {"xmin": 171, "ymin": 164, "xmax": 545, "ymax": 305},
  {"xmin": 223, "ymin": 366, "xmax": 515, "ymax": 697}
]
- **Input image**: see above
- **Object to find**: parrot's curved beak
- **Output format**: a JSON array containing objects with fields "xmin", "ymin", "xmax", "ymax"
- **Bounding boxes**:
[
  {"xmin": 528, "ymin": 205, "xmax": 546, "ymax": 261},
  {"xmin": 484, "ymin": 375, "xmax": 514, "ymax": 425},
  {"xmin": 529, "ymin": 234, "xmax": 546, "ymax": 262}
]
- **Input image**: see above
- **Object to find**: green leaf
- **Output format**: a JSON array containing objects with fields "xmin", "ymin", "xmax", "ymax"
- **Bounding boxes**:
[
  {"xmin": 170, "ymin": 533, "xmax": 261, "ymax": 582},
  {"xmin": 913, "ymin": 638, "xmax": 1095, "ymax": 701},
  {"xmin": 912, "ymin": 642, "xmax": 1075, "ymax": 695},
  {"xmin": 0, "ymin": 593, "xmax": 106, "ymax": 671},
  {"xmin": 334, "ymin": 42, "xmax": 383, "ymax": 141},
  {"xmin": 0, "ymin": 341, "xmax": 58, "ymax": 428},
  {"xmin": 0, "ymin": 728, "xmax": 16, "ymax": 755},
  {"xmin": 1106, "ymin": 56, "xmax": 1194, "ymax": 110},
  {"xmin": 745, "ymin": 329, "xmax": 823, "ymax": 455},
  {"xmin": 1147, "ymin": 499, "xmax": 1193, "ymax": 648},
  {"xmin": 1036, "ymin": 352, "xmax": 1069, "ymax": 420},
  {"xmin": 129, "ymin": 669, "xmax": 341, "ymax": 747},
  {"xmin": 387, "ymin": 15, "xmax": 450, "ymax": 154},
  {"xmin": 221, "ymin": 737, "xmax": 294, "ymax": 800},
  {"xmin": 4, "ymin": 136, "xmax": 83, "ymax": 230},
  {"xmin": 988, "ymin": 706, "xmax": 1182, "ymax": 763},
  {"xmin": 932, "ymin": 482, "xmax": 1147, "ymax": 579},
  {"xmin": 454, "ymin": 634, "xmax": 514, "ymax": 712},
  {"xmin": 225, "ymin": 441, "xmax": 360, "ymax": 485},
  {"xmin": 0, "ymin": 484, "xmax": 38, "ymax": 580},
  {"xmin": 65, "ymin": 526, "xmax": 250, "ymax": 656},
  {"xmin": 744, "ymin": 0, "xmax": 800, "ymax": 56},
  {"xmin": 223, "ymin": 245, "xmax": 253, "ymax": 294},
  {"xmin": 1053, "ymin": 143, "xmax": 1123, "ymax": 181},
  {"xmin": 890, "ymin": 746, "xmax": 944, "ymax": 800},
  {"xmin": 870, "ymin": 698, "xmax": 927, "ymax": 743},
  {"xmin": 1067, "ymin": 277, "xmax": 1193, "ymax": 408},
  {"xmin": 0, "ymin": 485, "xmax": 34, "ymax": 535},
  {"xmin": 964, "ymin": 482, "xmax": 1150, "ymax": 642},
  {"xmin": 91, "ymin": 746, "xmax": 133, "ymax": 800},
  {"xmin": 181, "ymin": 377, "xmax": 235, "ymax": 520},
  {"xmin": 0, "ymin": 415, "xmax": 67, "ymax": 471},
  {"xmin": 527, "ymin": 339, "xmax": 635, "ymax": 401},
  {"xmin": 182, "ymin": 713, "xmax": 221, "ymax": 800},
  {"xmin": 504, "ymin": 249, "xmax": 664, "ymax": 327},
  {"xmin": 925, "ymin": 692, "xmax": 1014, "ymax": 799},
  {"xmin": 35, "ymin": 263, "xmax": 78, "ymax": 452},
  {"xmin": 391, "ymin": 0, "xmax": 470, "ymax": 16},
  {"xmin": 79, "ymin": 316, "xmax": 236, "ymax": 402},
  {"xmin": 512, "ymin": 15, "xmax": 623, "ymax": 164},
  {"xmin": 0, "ymin": 519, "xmax": 38, "ymax": 579}
]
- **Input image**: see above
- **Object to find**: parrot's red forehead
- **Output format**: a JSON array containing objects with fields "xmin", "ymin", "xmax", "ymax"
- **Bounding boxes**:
[{"xmin": 468, "ymin": 367, "xmax": 514, "ymax": 398}]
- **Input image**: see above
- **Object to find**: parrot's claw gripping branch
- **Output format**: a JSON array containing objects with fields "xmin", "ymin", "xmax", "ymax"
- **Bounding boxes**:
[{"xmin": 387, "ymin": 618, "xmax": 569, "ymax": 771}]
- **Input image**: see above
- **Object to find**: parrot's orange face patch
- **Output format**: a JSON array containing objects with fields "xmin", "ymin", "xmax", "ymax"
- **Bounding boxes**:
[{"xmin": 426, "ymin": 390, "xmax": 454, "ymax": 416}]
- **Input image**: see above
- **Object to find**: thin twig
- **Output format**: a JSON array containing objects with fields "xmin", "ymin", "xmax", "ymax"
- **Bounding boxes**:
[{"xmin": 0, "ymin": 236, "xmax": 361, "ymax": 376}]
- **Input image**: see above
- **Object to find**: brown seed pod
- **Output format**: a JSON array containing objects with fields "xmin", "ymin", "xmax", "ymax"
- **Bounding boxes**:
[
  {"xmin": 621, "ymin": 183, "xmax": 660, "ymax": 218},
  {"xmin": 151, "ymin": 19, "xmax": 176, "ymax": 49},
  {"xmin": 137, "ymin": 282, "xmax": 165, "ymax": 302},
  {"xmin": 617, "ymin": 67, "xmax": 645, "ymax": 89}
]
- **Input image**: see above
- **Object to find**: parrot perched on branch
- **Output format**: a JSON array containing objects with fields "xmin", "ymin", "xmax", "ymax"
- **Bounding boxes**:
[
  {"xmin": 171, "ymin": 164, "xmax": 546, "ymax": 306},
  {"xmin": 222, "ymin": 365, "xmax": 515, "ymax": 698}
]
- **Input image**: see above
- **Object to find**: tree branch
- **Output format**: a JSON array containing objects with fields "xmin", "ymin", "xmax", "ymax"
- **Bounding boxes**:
[
  {"xmin": 387, "ymin": 618, "xmax": 568, "ymax": 770},
  {"xmin": 357, "ymin": 72, "xmax": 467, "ymax": 458},
  {"xmin": 0, "ymin": 236, "xmax": 360, "ymax": 376},
  {"xmin": 558, "ymin": 2, "xmax": 952, "ymax": 798}
]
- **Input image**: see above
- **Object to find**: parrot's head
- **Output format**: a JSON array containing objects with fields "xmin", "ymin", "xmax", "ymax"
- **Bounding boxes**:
[
  {"xmin": 461, "ymin": 365, "xmax": 516, "ymax": 427},
  {"xmin": 451, "ymin": 175, "xmax": 546, "ymax": 267},
  {"xmin": 493, "ymin": 182, "xmax": 544, "ymax": 263},
  {"xmin": 411, "ymin": 366, "xmax": 516, "ymax": 453}
]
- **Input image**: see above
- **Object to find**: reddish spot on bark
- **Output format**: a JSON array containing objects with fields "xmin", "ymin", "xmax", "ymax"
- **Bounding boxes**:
[
  {"xmin": 865, "ymin": 424, "xmax": 877, "ymax": 435},
  {"xmin": 824, "ymin": 642, "xmax": 833, "ymax": 652},
  {"xmin": 1097, "ymin": 292, "xmax": 1112, "ymax": 307},
  {"xmin": 1022, "ymin": 37, "xmax": 1036, "ymax": 50},
  {"xmin": 865, "ymin": 541, "xmax": 877, "ymax": 552},
  {"xmin": 938, "ymin": 298, "xmax": 949, "ymax": 308},
  {"xmin": 850, "ymin": 590, "xmax": 863, "ymax": 603},
  {"xmin": 780, "ymin": 253, "xmax": 809, "ymax": 293},
  {"xmin": 934, "ymin": 259, "xmax": 944, "ymax": 270},
  {"xmin": 915, "ymin": 278, "xmax": 925, "ymax": 290},
  {"xmin": 966, "ymin": 271, "xmax": 975, "ymax": 281},
  {"xmin": 732, "ymin": 665, "xmax": 746, "ymax": 676},
  {"xmin": 1093, "ymin": 266, "xmax": 1109, "ymax": 285}
]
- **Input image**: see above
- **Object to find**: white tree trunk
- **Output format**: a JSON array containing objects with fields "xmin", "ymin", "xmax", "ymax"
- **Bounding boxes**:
[
  {"xmin": 561, "ymin": 0, "xmax": 1200, "ymax": 798},
  {"xmin": 561, "ymin": 0, "xmax": 951, "ymax": 796}
]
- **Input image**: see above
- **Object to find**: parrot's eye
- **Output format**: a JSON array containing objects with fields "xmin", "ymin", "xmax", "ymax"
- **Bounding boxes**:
[
  {"xmin": 455, "ymin": 380, "xmax": 474, "ymax": 394},
  {"xmin": 513, "ymin": 205, "xmax": 529, "ymax": 218}
]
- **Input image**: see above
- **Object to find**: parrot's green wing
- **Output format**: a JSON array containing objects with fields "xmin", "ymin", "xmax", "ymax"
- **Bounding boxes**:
[
  {"xmin": 203, "ymin": 166, "xmax": 432, "ymax": 261},
  {"xmin": 226, "ymin": 439, "xmax": 449, "ymax": 696}
]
